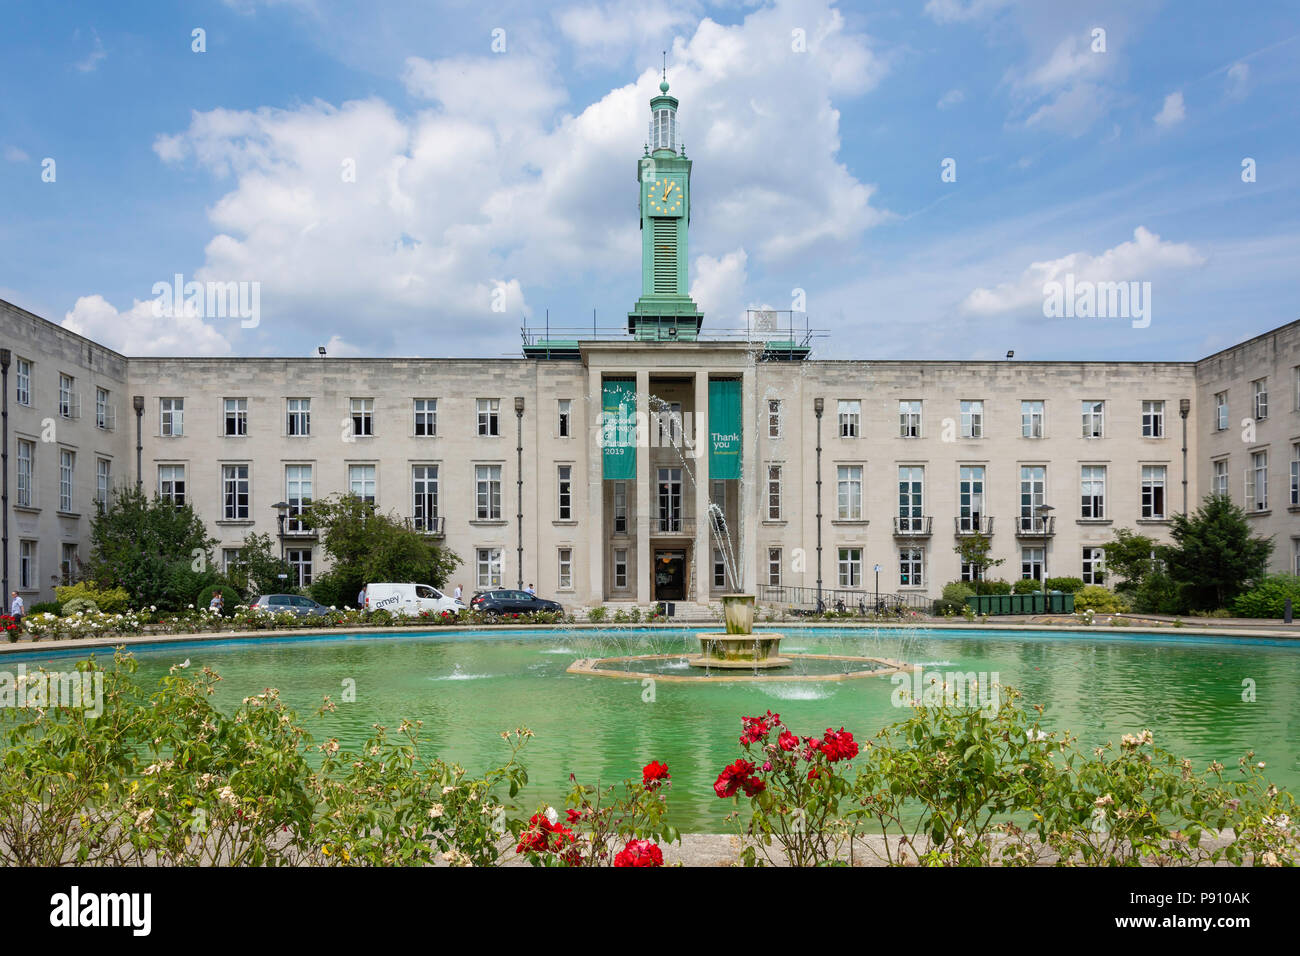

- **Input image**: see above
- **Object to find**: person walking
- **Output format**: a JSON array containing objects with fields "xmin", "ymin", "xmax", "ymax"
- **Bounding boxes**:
[
  {"xmin": 208, "ymin": 591, "xmax": 224, "ymax": 614},
  {"xmin": 9, "ymin": 591, "xmax": 24, "ymax": 629},
  {"xmin": 453, "ymin": 583, "xmax": 463, "ymax": 602},
  {"xmin": 357, "ymin": 586, "xmax": 367, "ymax": 609},
  {"xmin": 526, "ymin": 583, "xmax": 536, "ymax": 596}
]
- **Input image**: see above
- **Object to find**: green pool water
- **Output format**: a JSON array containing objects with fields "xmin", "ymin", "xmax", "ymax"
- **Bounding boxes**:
[{"xmin": 13, "ymin": 626, "xmax": 1300, "ymax": 831}]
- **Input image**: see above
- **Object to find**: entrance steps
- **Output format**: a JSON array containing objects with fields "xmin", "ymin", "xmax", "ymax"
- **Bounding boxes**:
[{"xmin": 590, "ymin": 601, "xmax": 720, "ymax": 624}]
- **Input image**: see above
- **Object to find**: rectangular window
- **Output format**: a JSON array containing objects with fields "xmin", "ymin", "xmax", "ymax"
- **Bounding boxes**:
[
  {"xmin": 476, "ymin": 548, "xmax": 503, "ymax": 588},
  {"xmin": 897, "ymin": 466, "xmax": 924, "ymax": 531},
  {"xmin": 1021, "ymin": 400, "xmax": 1044, "ymax": 438},
  {"xmin": 62, "ymin": 541, "xmax": 78, "ymax": 578},
  {"xmin": 286, "ymin": 464, "xmax": 313, "ymax": 532},
  {"xmin": 222, "ymin": 548, "xmax": 244, "ymax": 577},
  {"xmin": 350, "ymin": 398, "xmax": 374, "ymax": 437},
  {"xmin": 1081, "ymin": 465, "xmax": 1107, "ymax": 519},
  {"xmin": 1082, "ymin": 546, "xmax": 1106, "ymax": 585},
  {"xmin": 59, "ymin": 449, "xmax": 74, "ymax": 512},
  {"xmin": 224, "ymin": 397, "xmax": 248, "ymax": 436},
  {"xmin": 158, "ymin": 464, "xmax": 186, "ymax": 507},
  {"xmin": 657, "ymin": 402, "xmax": 682, "ymax": 447},
  {"xmin": 1291, "ymin": 444, "xmax": 1299, "ymax": 507},
  {"xmin": 1081, "ymin": 400, "xmax": 1104, "ymax": 438},
  {"xmin": 767, "ymin": 547, "xmax": 782, "ymax": 587},
  {"xmin": 1212, "ymin": 458, "xmax": 1230, "ymax": 498},
  {"xmin": 899, "ymin": 400, "xmax": 922, "ymax": 438},
  {"xmin": 413, "ymin": 464, "xmax": 439, "ymax": 531},
  {"xmin": 477, "ymin": 398, "xmax": 500, "ymax": 436},
  {"xmin": 613, "ymin": 548, "xmax": 628, "ymax": 589},
  {"xmin": 958, "ymin": 465, "xmax": 985, "ymax": 532},
  {"xmin": 557, "ymin": 465, "xmax": 573, "ymax": 520},
  {"xmin": 767, "ymin": 399, "xmax": 782, "ymax": 439},
  {"xmin": 96, "ymin": 388, "xmax": 113, "ymax": 430},
  {"xmin": 1021, "ymin": 547, "xmax": 1044, "ymax": 581},
  {"xmin": 713, "ymin": 548, "xmax": 727, "ymax": 588},
  {"xmin": 161, "ymin": 398, "xmax": 184, "ymax": 437},
  {"xmin": 837, "ymin": 547, "xmax": 862, "ymax": 588},
  {"xmin": 1247, "ymin": 452, "xmax": 1268, "ymax": 512},
  {"xmin": 475, "ymin": 464, "xmax": 502, "ymax": 519},
  {"xmin": 348, "ymin": 464, "xmax": 376, "ymax": 506},
  {"xmin": 413, "ymin": 398, "xmax": 438, "ymax": 437},
  {"xmin": 287, "ymin": 548, "xmax": 313, "ymax": 588},
  {"xmin": 899, "ymin": 547, "xmax": 923, "ymax": 587},
  {"xmin": 613, "ymin": 481, "xmax": 628, "ymax": 534},
  {"xmin": 1295, "ymin": 539, "xmax": 1300, "ymax": 577},
  {"xmin": 838, "ymin": 400, "xmax": 859, "ymax": 438},
  {"xmin": 1294, "ymin": 366, "xmax": 1300, "ymax": 412},
  {"xmin": 657, "ymin": 467, "xmax": 683, "ymax": 531},
  {"xmin": 95, "ymin": 458, "xmax": 110, "ymax": 509},
  {"xmin": 19, "ymin": 540, "xmax": 35, "ymax": 590},
  {"xmin": 287, "ymin": 397, "xmax": 311, "ymax": 436},
  {"xmin": 837, "ymin": 465, "xmax": 862, "ymax": 520},
  {"xmin": 1141, "ymin": 464, "xmax": 1167, "ymax": 519},
  {"xmin": 1253, "ymin": 379, "xmax": 1269, "ymax": 421},
  {"xmin": 1019, "ymin": 465, "xmax": 1046, "ymax": 531},
  {"xmin": 1215, "ymin": 392, "xmax": 1228, "ymax": 431},
  {"xmin": 16, "ymin": 440, "xmax": 33, "ymax": 507},
  {"xmin": 766, "ymin": 464, "xmax": 782, "ymax": 520},
  {"xmin": 557, "ymin": 399, "xmax": 571, "ymax": 438},
  {"xmin": 557, "ymin": 548, "xmax": 573, "ymax": 590},
  {"xmin": 58, "ymin": 374, "xmax": 77, "ymax": 419},
  {"xmin": 222, "ymin": 463, "xmax": 250, "ymax": 520},
  {"xmin": 960, "ymin": 400, "xmax": 983, "ymax": 439},
  {"xmin": 15, "ymin": 358, "xmax": 30, "ymax": 406},
  {"xmin": 1141, "ymin": 400, "xmax": 1165, "ymax": 438}
]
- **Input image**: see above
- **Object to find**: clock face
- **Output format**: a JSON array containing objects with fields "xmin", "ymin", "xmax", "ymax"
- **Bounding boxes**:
[{"xmin": 644, "ymin": 177, "xmax": 684, "ymax": 217}]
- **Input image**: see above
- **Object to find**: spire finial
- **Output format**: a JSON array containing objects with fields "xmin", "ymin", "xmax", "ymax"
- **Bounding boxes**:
[{"xmin": 659, "ymin": 51, "xmax": 669, "ymax": 93}]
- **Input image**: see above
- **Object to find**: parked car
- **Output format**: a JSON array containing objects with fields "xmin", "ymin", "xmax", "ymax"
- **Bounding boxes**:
[
  {"xmin": 252, "ymin": 594, "xmax": 331, "ymax": 617},
  {"xmin": 470, "ymin": 590, "xmax": 563, "ymax": 615},
  {"xmin": 364, "ymin": 582, "xmax": 463, "ymax": 617}
]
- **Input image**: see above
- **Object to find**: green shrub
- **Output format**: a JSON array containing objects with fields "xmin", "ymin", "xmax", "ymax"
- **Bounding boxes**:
[
  {"xmin": 309, "ymin": 573, "xmax": 349, "ymax": 609},
  {"xmin": 30, "ymin": 601, "xmax": 61, "ymax": 616},
  {"xmin": 1231, "ymin": 574, "xmax": 1300, "ymax": 619},
  {"xmin": 196, "ymin": 584, "xmax": 240, "ymax": 617},
  {"xmin": 1043, "ymin": 576, "xmax": 1085, "ymax": 594},
  {"xmin": 587, "ymin": 606, "xmax": 607, "ymax": 623},
  {"xmin": 941, "ymin": 581, "xmax": 975, "ymax": 604},
  {"xmin": 973, "ymin": 578, "xmax": 1012, "ymax": 595},
  {"xmin": 61, "ymin": 598, "xmax": 100, "ymax": 616},
  {"xmin": 1012, "ymin": 578, "xmax": 1041, "ymax": 595},
  {"xmin": 1073, "ymin": 585, "xmax": 1130, "ymax": 614},
  {"xmin": 1133, "ymin": 570, "xmax": 1181, "ymax": 614},
  {"xmin": 54, "ymin": 582, "xmax": 131, "ymax": 614},
  {"xmin": 931, "ymin": 599, "xmax": 963, "ymax": 616}
]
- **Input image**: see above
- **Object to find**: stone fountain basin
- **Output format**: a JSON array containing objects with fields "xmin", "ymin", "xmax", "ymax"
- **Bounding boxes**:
[{"xmin": 693, "ymin": 632, "xmax": 788, "ymax": 668}]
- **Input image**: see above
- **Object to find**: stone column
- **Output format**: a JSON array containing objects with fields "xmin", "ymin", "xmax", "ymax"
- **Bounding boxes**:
[
  {"xmin": 586, "ymin": 363, "xmax": 605, "ymax": 605},
  {"xmin": 741, "ymin": 365, "xmax": 758, "ymax": 595},
  {"xmin": 693, "ymin": 368, "xmax": 711, "ymax": 607},
  {"xmin": 635, "ymin": 368, "xmax": 651, "ymax": 605}
]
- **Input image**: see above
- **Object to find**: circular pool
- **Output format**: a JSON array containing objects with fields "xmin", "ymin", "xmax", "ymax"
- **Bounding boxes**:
[{"xmin": 9, "ymin": 626, "xmax": 1299, "ymax": 831}]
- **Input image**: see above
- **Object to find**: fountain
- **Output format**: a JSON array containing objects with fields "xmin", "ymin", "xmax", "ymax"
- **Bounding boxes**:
[{"xmin": 690, "ymin": 593, "xmax": 790, "ymax": 669}]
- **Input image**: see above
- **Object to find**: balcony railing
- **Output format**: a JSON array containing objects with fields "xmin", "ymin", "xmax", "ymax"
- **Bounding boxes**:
[
  {"xmin": 893, "ymin": 515, "xmax": 933, "ymax": 536},
  {"xmin": 653, "ymin": 514, "xmax": 696, "ymax": 535},
  {"xmin": 954, "ymin": 515, "xmax": 994, "ymax": 535},
  {"xmin": 413, "ymin": 515, "xmax": 446, "ymax": 536},
  {"xmin": 1015, "ymin": 515, "xmax": 1056, "ymax": 536}
]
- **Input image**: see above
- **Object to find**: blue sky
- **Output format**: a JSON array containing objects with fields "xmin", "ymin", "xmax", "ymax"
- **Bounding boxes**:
[{"xmin": 1, "ymin": 0, "xmax": 1297, "ymax": 361}]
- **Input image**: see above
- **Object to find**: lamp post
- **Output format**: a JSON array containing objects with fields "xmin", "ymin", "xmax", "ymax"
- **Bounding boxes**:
[
  {"xmin": 1, "ymin": 348, "xmax": 10, "ymax": 603},
  {"xmin": 813, "ymin": 397, "xmax": 824, "ymax": 612},
  {"xmin": 271, "ymin": 500, "xmax": 290, "ymax": 565},
  {"xmin": 1179, "ymin": 398, "xmax": 1190, "ymax": 514},
  {"xmin": 1037, "ymin": 503, "xmax": 1055, "ymax": 609},
  {"xmin": 515, "ymin": 396, "xmax": 525, "ymax": 590},
  {"xmin": 132, "ymin": 395, "xmax": 144, "ymax": 490},
  {"xmin": 874, "ymin": 563, "xmax": 881, "ymax": 613}
]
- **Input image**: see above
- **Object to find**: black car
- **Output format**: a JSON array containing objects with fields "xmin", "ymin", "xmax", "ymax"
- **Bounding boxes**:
[
  {"xmin": 470, "ymin": 590, "xmax": 562, "ymax": 615},
  {"xmin": 252, "ymin": 594, "xmax": 331, "ymax": 617}
]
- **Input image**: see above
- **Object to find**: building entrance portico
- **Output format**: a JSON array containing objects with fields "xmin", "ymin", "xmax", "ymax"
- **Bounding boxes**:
[{"xmin": 652, "ymin": 549, "xmax": 687, "ymax": 601}]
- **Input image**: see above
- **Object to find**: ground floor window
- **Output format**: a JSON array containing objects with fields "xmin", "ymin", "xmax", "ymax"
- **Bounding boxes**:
[
  {"xmin": 1294, "ymin": 539, "xmax": 1300, "ymax": 577},
  {"xmin": 557, "ymin": 548, "xmax": 573, "ymax": 590},
  {"xmin": 1021, "ymin": 547, "xmax": 1044, "ymax": 581},
  {"xmin": 1082, "ymin": 547, "xmax": 1106, "ymax": 585},
  {"xmin": 19, "ymin": 540, "xmax": 35, "ymax": 590},
  {"xmin": 287, "ymin": 548, "xmax": 313, "ymax": 588},
  {"xmin": 713, "ymin": 548, "xmax": 726, "ymax": 589},
  {"xmin": 960, "ymin": 561, "xmax": 983, "ymax": 582},
  {"xmin": 838, "ymin": 547, "xmax": 862, "ymax": 588},
  {"xmin": 60, "ymin": 543, "xmax": 78, "ymax": 585},
  {"xmin": 613, "ymin": 548, "xmax": 628, "ymax": 590},
  {"xmin": 477, "ymin": 548, "xmax": 503, "ymax": 589},
  {"xmin": 223, "ymin": 548, "xmax": 244, "ymax": 577},
  {"xmin": 767, "ymin": 548, "xmax": 782, "ymax": 586},
  {"xmin": 899, "ymin": 548, "xmax": 923, "ymax": 588}
]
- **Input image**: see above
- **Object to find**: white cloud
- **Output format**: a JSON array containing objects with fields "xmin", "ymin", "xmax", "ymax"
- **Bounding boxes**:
[
  {"xmin": 322, "ymin": 334, "xmax": 361, "ymax": 357},
  {"xmin": 923, "ymin": 0, "xmax": 1012, "ymax": 24},
  {"xmin": 3, "ymin": 145, "xmax": 29, "ymax": 163},
  {"xmin": 690, "ymin": 248, "xmax": 748, "ymax": 320},
  {"xmin": 936, "ymin": 88, "xmax": 964, "ymax": 110},
  {"xmin": 61, "ymin": 295, "xmax": 233, "ymax": 356},
  {"xmin": 74, "ymin": 32, "xmax": 106, "ymax": 73},
  {"xmin": 960, "ymin": 226, "xmax": 1206, "ymax": 316},
  {"xmin": 1225, "ymin": 62, "xmax": 1249, "ymax": 99},
  {"xmin": 1153, "ymin": 90, "xmax": 1185, "ymax": 128}
]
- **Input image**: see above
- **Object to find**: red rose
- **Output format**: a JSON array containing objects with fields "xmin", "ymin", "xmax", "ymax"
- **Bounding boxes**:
[
  {"xmin": 614, "ymin": 839, "xmax": 664, "ymax": 867},
  {"xmin": 642, "ymin": 761, "xmax": 671, "ymax": 788},
  {"xmin": 819, "ymin": 728, "xmax": 859, "ymax": 763},
  {"xmin": 778, "ymin": 731, "xmax": 798, "ymax": 752}
]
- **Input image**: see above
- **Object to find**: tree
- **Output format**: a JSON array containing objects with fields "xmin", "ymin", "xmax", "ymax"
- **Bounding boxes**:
[
  {"xmin": 227, "ymin": 532, "xmax": 293, "ymax": 599},
  {"xmin": 953, "ymin": 533, "xmax": 1005, "ymax": 588},
  {"xmin": 1101, "ymin": 528, "xmax": 1159, "ymax": 596},
  {"xmin": 303, "ymin": 494, "xmax": 461, "ymax": 604},
  {"xmin": 1159, "ymin": 495, "xmax": 1272, "ymax": 611},
  {"xmin": 86, "ymin": 486, "xmax": 219, "ymax": 609}
]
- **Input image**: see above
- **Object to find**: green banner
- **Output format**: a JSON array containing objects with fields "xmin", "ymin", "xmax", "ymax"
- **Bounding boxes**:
[
  {"xmin": 708, "ymin": 378, "xmax": 742, "ymax": 480},
  {"xmin": 601, "ymin": 378, "xmax": 637, "ymax": 480}
]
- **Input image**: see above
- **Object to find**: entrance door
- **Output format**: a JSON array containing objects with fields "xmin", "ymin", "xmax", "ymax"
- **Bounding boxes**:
[{"xmin": 653, "ymin": 550, "xmax": 686, "ymax": 601}]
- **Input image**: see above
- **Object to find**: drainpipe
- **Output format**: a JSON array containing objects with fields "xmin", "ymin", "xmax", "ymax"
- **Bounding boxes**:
[
  {"xmin": 1, "ymin": 348, "xmax": 10, "ymax": 601},
  {"xmin": 1179, "ymin": 398, "xmax": 1190, "ymax": 513},
  {"xmin": 813, "ymin": 396, "xmax": 824, "ymax": 612},
  {"xmin": 133, "ymin": 395, "xmax": 145, "ymax": 490},
  {"xmin": 515, "ymin": 396, "xmax": 525, "ymax": 589}
]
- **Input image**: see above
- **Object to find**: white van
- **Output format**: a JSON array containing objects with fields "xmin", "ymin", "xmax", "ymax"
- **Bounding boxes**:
[{"xmin": 364, "ymin": 583, "xmax": 464, "ymax": 617}]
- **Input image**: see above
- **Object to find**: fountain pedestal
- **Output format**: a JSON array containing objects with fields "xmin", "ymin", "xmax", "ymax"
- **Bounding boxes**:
[{"xmin": 689, "ymin": 594, "xmax": 789, "ymax": 669}]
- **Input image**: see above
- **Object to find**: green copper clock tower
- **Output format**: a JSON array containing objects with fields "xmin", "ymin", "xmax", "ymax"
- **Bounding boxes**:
[{"xmin": 628, "ymin": 77, "xmax": 704, "ymax": 341}]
